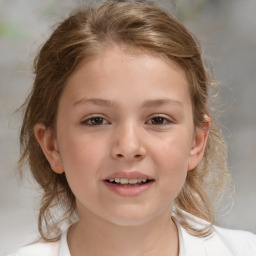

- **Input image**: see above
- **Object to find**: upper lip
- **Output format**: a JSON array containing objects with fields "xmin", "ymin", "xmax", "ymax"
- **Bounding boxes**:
[{"xmin": 104, "ymin": 171, "xmax": 154, "ymax": 180}]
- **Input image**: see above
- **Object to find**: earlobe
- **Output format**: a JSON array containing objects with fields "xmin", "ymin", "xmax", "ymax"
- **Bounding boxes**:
[
  {"xmin": 188, "ymin": 115, "xmax": 210, "ymax": 171},
  {"xmin": 34, "ymin": 123, "xmax": 64, "ymax": 174}
]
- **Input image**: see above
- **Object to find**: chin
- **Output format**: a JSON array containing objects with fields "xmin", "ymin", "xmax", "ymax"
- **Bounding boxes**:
[
  {"xmin": 107, "ymin": 216, "xmax": 152, "ymax": 227},
  {"xmin": 102, "ymin": 206, "xmax": 160, "ymax": 227}
]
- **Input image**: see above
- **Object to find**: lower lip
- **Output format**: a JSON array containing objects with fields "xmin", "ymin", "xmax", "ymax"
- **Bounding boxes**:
[{"xmin": 103, "ymin": 181, "xmax": 154, "ymax": 196}]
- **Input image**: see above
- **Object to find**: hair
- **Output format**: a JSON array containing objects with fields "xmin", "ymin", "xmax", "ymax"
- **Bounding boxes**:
[{"xmin": 19, "ymin": 0, "xmax": 230, "ymax": 241}]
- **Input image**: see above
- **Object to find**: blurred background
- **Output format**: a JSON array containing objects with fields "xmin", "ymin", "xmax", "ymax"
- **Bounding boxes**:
[{"xmin": 0, "ymin": 0, "xmax": 256, "ymax": 254}]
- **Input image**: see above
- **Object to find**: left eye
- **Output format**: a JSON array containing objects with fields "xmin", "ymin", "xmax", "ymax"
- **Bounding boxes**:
[
  {"xmin": 82, "ymin": 117, "xmax": 108, "ymax": 126},
  {"xmin": 147, "ymin": 116, "xmax": 171, "ymax": 125}
]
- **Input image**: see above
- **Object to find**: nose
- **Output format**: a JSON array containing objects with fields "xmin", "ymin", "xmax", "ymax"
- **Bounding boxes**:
[{"xmin": 110, "ymin": 122, "xmax": 146, "ymax": 161}]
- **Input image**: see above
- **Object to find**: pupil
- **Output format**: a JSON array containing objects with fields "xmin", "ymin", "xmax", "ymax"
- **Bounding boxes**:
[
  {"xmin": 152, "ymin": 117, "xmax": 164, "ymax": 124},
  {"xmin": 92, "ymin": 117, "xmax": 103, "ymax": 125}
]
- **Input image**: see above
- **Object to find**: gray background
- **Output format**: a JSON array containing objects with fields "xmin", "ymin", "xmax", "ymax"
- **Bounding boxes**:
[{"xmin": 0, "ymin": 0, "xmax": 256, "ymax": 254}]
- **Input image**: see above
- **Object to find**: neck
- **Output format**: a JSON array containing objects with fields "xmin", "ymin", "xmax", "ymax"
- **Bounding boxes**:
[{"xmin": 67, "ymin": 208, "xmax": 179, "ymax": 256}]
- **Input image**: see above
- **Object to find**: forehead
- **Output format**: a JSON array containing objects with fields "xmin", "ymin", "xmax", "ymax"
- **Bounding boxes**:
[
  {"xmin": 68, "ymin": 44, "xmax": 187, "ymax": 80},
  {"xmin": 62, "ymin": 45, "xmax": 191, "ymax": 107}
]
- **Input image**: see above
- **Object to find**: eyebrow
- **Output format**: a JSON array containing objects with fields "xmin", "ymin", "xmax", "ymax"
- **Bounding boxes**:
[{"xmin": 73, "ymin": 97, "xmax": 183, "ymax": 109}]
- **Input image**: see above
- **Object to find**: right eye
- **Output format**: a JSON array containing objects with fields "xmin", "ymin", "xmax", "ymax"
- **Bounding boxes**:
[{"xmin": 81, "ymin": 116, "xmax": 109, "ymax": 126}]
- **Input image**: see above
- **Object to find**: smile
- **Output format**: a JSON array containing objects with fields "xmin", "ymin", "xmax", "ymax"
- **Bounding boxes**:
[
  {"xmin": 103, "ymin": 177, "xmax": 154, "ymax": 196},
  {"xmin": 106, "ymin": 178, "xmax": 153, "ymax": 185}
]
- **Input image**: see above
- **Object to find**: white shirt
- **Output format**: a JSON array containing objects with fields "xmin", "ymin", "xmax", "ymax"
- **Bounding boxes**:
[{"xmin": 8, "ymin": 219, "xmax": 256, "ymax": 256}]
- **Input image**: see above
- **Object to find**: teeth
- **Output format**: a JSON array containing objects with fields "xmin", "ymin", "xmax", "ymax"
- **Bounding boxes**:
[
  {"xmin": 120, "ymin": 178, "xmax": 128, "ymax": 184},
  {"xmin": 108, "ymin": 178, "xmax": 149, "ymax": 184},
  {"xmin": 129, "ymin": 179, "xmax": 138, "ymax": 184}
]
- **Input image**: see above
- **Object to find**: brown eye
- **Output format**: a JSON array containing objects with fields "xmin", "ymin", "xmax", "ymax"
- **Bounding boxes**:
[
  {"xmin": 147, "ymin": 116, "xmax": 171, "ymax": 125},
  {"xmin": 82, "ymin": 117, "xmax": 108, "ymax": 126}
]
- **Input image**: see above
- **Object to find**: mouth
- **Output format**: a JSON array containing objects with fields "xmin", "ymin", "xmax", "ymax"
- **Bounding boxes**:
[
  {"xmin": 103, "ymin": 171, "xmax": 155, "ymax": 196},
  {"xmin": 104, "ymin": 178, "xmax": 154, "ymax": 187},
  {"xmin": 103, "ymin": 176, "xmax": 155, "ymax": 196}
]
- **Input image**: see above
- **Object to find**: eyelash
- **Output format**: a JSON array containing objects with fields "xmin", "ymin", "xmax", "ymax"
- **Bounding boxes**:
[{"xmin": 81, "ymin": 115, "xmax": 172, "ymax": 127}]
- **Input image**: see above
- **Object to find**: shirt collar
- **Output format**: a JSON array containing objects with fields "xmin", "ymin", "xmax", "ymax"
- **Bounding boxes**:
[
  {"xmin": 178, "ymin": 224, "xmax": 207, "ymax": 256},
  {"xmin": 59, "ymin": 229, "xmax": 71, "ymax": 256}
]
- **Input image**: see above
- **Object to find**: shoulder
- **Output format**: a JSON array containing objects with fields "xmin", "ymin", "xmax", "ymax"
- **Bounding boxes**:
[
  {"xmin": 6, "ymin": 240, "xmax": 60, "ymax": 256},
  {"xmin": 211, "ymin": 225, "xmax": 256, "ymax": 254},
  {"xmin": 177, "ymin": 211, "xmax": 256, "ymax": 256}
]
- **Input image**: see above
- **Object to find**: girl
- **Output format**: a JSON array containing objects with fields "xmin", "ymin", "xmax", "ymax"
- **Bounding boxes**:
[{"xmin": 9, "ymin": 1, "xmax": 256, "ymax": 255}]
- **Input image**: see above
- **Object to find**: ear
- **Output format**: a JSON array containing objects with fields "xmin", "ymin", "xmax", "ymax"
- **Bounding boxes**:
[
  {"xmin": 188, "ymin": 115, "xmax": 210, "ymax": 171},
  {"xmin": 34, "ymin": 123, "xmax": 64, "ymax": 174}
]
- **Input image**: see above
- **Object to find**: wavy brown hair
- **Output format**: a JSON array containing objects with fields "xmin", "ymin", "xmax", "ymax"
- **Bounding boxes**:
[{"xmin": 19, "ymin": 0, "xmax": 230, "ymax": 241}]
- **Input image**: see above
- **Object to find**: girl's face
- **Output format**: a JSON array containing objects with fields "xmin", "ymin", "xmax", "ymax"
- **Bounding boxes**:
[{"xmin": 36, "ymin": 46, "xmax": 208, "ymax": 226}]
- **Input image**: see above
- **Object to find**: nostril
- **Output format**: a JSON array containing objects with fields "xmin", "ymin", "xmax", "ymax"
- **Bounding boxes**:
[{"xmin": 113, "ymin": 151, "xmax": 145, "ymax": 160}]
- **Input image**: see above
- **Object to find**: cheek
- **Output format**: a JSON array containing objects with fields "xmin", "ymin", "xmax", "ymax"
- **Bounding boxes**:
[
  {"xmin": 157, "ymin": 130, "xmax": 191, "ymax": 166},
  {"xmin": 59, "ymin": 135, "xmax": 106, "ymax": 203},
  {"xmin": 59, "ymin": 133, "xmax": 106, "ymax": 182},
  {"xmin": 153, "ymin": 132, "xmax": 192, "ymax": 191},
  {"xmin": 61, "ymin": 131, "xmax": 101, "ymax": 161}
]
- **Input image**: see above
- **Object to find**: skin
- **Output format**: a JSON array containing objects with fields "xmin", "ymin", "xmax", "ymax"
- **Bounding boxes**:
[{"xmin": 34, "ymin": 45, "xmax": 209, "ymax": 256}]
